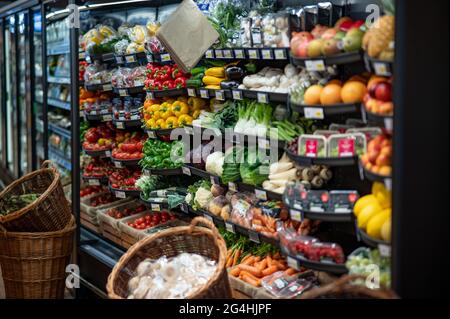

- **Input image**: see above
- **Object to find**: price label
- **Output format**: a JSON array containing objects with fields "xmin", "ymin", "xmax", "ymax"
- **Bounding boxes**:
[
  {"xmin": 116, "ymin": 122, "xmax": 125, "ymax": 129},
  {"xmin": 248, "ymin": 49, "xmax": 259, "ymax": 60},
  {"xmin": 223, "ymin": 50, "xmax": 233, "ymax": 59},
  {"xmin": 210, "ymin": 176, "xmax": 220, "ymax": 185},
  {"xmin": 80, "ymin": 110, "xmax": 85, "ymax": 118},
  {"xmin": 215, "ymin": 90, "xmax": 225, "ymax": 101},
  {"xmin": 234, "ymin": 49, "xmax": 245, "ymax": 59},
  {"xmin": 187, "ymin": 88, "xmax": 196, "ymax": 97},
  {"xmin": 184, "ymin": 126, "xmax": 193, "ymax": 136},
  {"xmin": 200, "ymin": 89, "xmax": 209, "ymax": 99},
  {"xmin": 378, "ymin": 244, "xmax": 391, "ymax": 257},
  {"xmin": 228, "ymin": 182, "xmax": 238, "ymax": 192},
  {"xmin": 255, "ymin": 189, "xmax": 267, "ymax": 201},
  {"xmin": 88, "ymin": 179, "xmax": 100, "ymax": 186},
  {"xmin": 119, "ymin": 89, "xmax": 128, "ymax": 97},
  {"xmin": 160, "ymin": 53, "xmax": 171, "ymax": 62},
  {"xmin": 305, "ymin": 60, "xmax": 326, "ymax": 72},
  {"xmin": 125, "ymin": 55, "xmax": 135, "ymax": 63},
  {"xmin": 384, "ymin": 178, "xmax": 393, "ymax": 191},
  {"xmin": 257, "ymin": 93, "xmax": 269, "ymax": 104},
  {"xmin": 114, "ymin": 161, "xmax": 123, "ymax": 168},
  {"xmin": 85, "ymin": 55, "xmax": 92, "ymax": 63},
  {"xmin": 248, "ymin": 230, "xmax": 260, "ymax": 243},
  {"xmin": 151, "ymin": 204, "xmax": 161, "ymax": 212},
  {"xmin": 203, "ymin": 213, "xmax": 214, "ymax": 223},
  {"xmin": 115, "ymin": 191, "xmax": 126, "ymax": 199},
  {"xmin": 373, "ymin": 62, "xmax": 391, "ymax": 76},
  {"xmin": 182, "ymin": 166, "xmax": 192, "ymax": 176},
  {"xmin": 102, "ymin": 84, "xmax": 112, "ymax": 91},
  {"xmin": 290, "ymin": 209, "xmax": 304, "ymax": 222},
  {"xmin": 102, "ymin": 114, "xmax": 112, "ymax": 122},
  {"xmin": 274, "ymin": 49, "xmax": 287, "ymax": 60},
  {"xmin": 205, "ymin": 50, "xmax": 214, "ymax": 59},
  {"xmin": 225, "ymin": 222, "xmax": 235, "ymax": 234},
  {"xmin": 104, "ymin": 151, "xmax": 111, "ymax": 158},
  {"xmin": 287, "ymin": 256, "xmax": 299, "ymax": 270},
  {"xmin": 146, "ymin": 54, "xmax": 153, "ymax": 62},
  {"xmin": 146, "ymin": 91, "xmax": 155, "ymax": 100},
  {"xmin": 258, "ymin": 138, "xmax": 270, "ymax": 150},
  {"xmin": 134, "ymin": 80, "xmax": 144, "ymax": 87},
  {"xmin": 79, "ymin": 52, "xmax": 85, "ymax": 60},
  {"xmin": 214, "ymin": 50, "xmax": 224, "ymax": 59},
  {"xmin": 115, "ymin": 56, "xmax": 123, "ymax": 64},
  {"xmin": 261, "ymin": 49, "xmax": 273, "ymax": 60},
  {"xmin": 131, "ymin": 114, "xmax": 140, "ymax": 121},
  {"xmin": 384, "ymin": 118, "xmax": 394, "ymax": 131},
  {"xmin": 147, "ymin": 130, "xmax": 156, "ymax": 139},
  {"xmin": 304, "ymin": 107, "xmax": 325, "ymax": 120},
  {"xmin": 232, "ymin": 90, "xmax": 243, "ymax": 100}
]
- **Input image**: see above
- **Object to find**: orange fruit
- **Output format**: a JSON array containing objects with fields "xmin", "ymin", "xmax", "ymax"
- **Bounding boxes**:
[
  {"xmin": 341, "ymin": 81, "xmax": 367, "ymax": 103},
  {"xmin": 304, "ymin": 85, "xmax": 323, "ymax": 105},
  {"xmin": 320, "ymin": 84, "xmax": 342, "ymax": 105},
  {"xmin": 379, "ymin": 166, "xmax": 392, "ymax": 176},
  {"xmin": 328, "ymin": 79, "xmax": 343, "ymax": 86},
  {"xmin": 348, "ymin": 75, "xmax": 367, "ymax": 84}
]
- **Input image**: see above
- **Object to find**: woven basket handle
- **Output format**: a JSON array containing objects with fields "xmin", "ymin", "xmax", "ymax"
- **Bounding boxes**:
[
  {"xmin": 189, "ymin": 216, "xmax": 221, "ymax": 240},
  {"xmin": 42, "ymin": 160, "xmax": 58, "ymax": 172}
]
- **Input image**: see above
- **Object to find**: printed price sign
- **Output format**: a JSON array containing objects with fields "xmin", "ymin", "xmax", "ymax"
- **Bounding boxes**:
[
  {"xmin": 214, "ymin": 50, "xmax": 224, "ymax": 59},
  {"xmin": 223, "ymin": 50, "xmax": 233, "ymax": 59},
  {"xmin": 234, "ymin": 49, "xmax": 245, "ymax": 59},
  {"xmin": 378, "ymin": 244, "xmax": 391, "ymax": 257},
  {"xmin": 187, "ymin": 88, "xmax": 196, "ymax": 97},
  {"xmin": 257, "ymin": 93, "xmax": 269, "ymax": 104},
  {"xmin": 232, "ymin": 90, "xmax": 243, "ymax": 100},
  {"xmin": 102, "ymin": 114, "xmax": 112, "ymax": 122},
  {"xmin": 248, "ymin": 230, "xmax": 260, "ymax": 243},
  {"xmin": 115, "ymin": 191, "xmax": 126, "ymax": 199},
  {"xmin": 205, "ymin": 50, "xmax": 214, "ymax": 59},
  {"xmin": 225, "ymin": 222, "xmax": 235, "ymax": 234},
  {"xmin": 215, "ymin": 90, "xmax": 225, "ymax": 101},
  {"xmin": 255, "ymin": 189, "xmax": 267, "ymax": 201},
  {"xmin": 304, "ymin": 107, "xmax": 325, "ymax": 120},
  {"xmin": 373, "ymin": 62, "xmax": 391, "ymax": 76},
  {"xmin": 384, "ymin": 178, "xmax": 393, "ymax": 191},
  {"xmin": 151, "ymin": 204, "xmax": 161, "ymax": 212},
  {"xmin": 114, "ymin": 161, "xmax": 123, "ymax": 168},
  {"xmin": 125, "ymin": 55, "xmax": 135, "ymax": 63},
  {"xmin": 146, "ymin": 54, "xmax": 153, "ymax": 62},
  {"xmin": 200, "ymin": 89, "xmax": 209, "ymax": 99},
  {"xmin": 146, "ymin": 91, "xmax": 155, "ymax": 100},
  {"xmin": 147, "ymin": 130, "xmax": 156, "ymax": 139},
  {"xmin": 102, "ymin": 84, "xmax": 112, "ymax": 91},
  {"xmin": 384, "ymin": 118, "xmax": 394, "ymax": 131},
  {"xmin": 79, "ymin": 52, "xmax": 85, "ymax": 60},
  {"xmin": 274, "ymin": 49, "xmax": 287, "ymax": 60},
  {"xmin": 115, "ymin": 56, "xmax": 123, "ymax": 64},
  {"xmin": 305, "ymin": 60, "xmax": 326, "ymax": 72},
  {"xmin": 248, "ymin": 49, "xmax": 259, "ymax": 60},
  {"xmin": 116, "ymin": 122, "xmax": 125, "ymax": 129},
  {"xmin": 228, "ymin": 182, "xmax": 238, "ymax": 192},
  {"xmin": 261, "ymin": 49, "xmax": 273, "ymax": 60},
  {"xmin": 104, "ymin": 150, "xmax": 111, "ymax": 158},
  {"xmin": 160, "ymin": 53, "xmax": 171, "ymax": 62},
  {"xmin": 290, "ymin": 209, "xmax": 304, "ymax": 222},
  {"xmin": 88, "ymin": 179, "xmax": 100, "ymax": 186},
  {"xmin": 182, "ymin": 166, "xmax": 192, "ymax": 176},
  {"xmin": 119, "ymin": 89, "xmax": 128, "ymax": 97}
]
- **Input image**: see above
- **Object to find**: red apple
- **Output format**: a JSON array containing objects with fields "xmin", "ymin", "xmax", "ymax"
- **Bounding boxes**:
[
  {"xmin": 351, "ymin": 20, "xmax": 365, "ymax": 29},
  {"xmin": 374, "ymin": 82, "xmax": 393, "ymax": 102},
  {"xmin": 295, "ymin": 40, "xmax": 311, "ymax": 58}
]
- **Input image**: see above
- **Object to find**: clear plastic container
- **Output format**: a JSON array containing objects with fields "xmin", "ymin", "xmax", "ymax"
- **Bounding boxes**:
[
  {"xmin": 308, "ymin": 242, "xmax": 345, "ymax": 264},
  {"xmin": 278, "ymin": 278, "xmax": 313, "ymax": 299},
  {"xmin": 314, "ymin": 130, "xmax": 340, "ymax": 138},
  {"xmin": 328, "ymin": 133, "xmax": 367, "ymax": 158},
  {"xmin": 298, "ymin": 135, "xmax": 327, "ymax": 158},
  {"xmin": 329, "ymin": 123, "xmax": 355, "ymax": 134},
  {"xmin": 347, "ymin": 127, "xmax": 383, "ymax": 142}
]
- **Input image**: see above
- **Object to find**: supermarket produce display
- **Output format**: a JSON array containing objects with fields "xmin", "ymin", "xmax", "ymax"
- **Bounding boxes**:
[{"xmin": 0, "ymin": 0, "xmax": 448, "ymax": 301}]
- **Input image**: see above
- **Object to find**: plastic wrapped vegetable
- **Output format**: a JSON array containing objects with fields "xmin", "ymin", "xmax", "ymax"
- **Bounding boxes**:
[
  {"xmin": 208, "ymin": 195, "xmax": 229, "ymax": 216},
  {"xmin": 114, "ymin": 39, "xmax": 130, "ymax": 55},
  {"xmin": 129, "ymin": 25, "xmax": 150, "ymax": 44}
]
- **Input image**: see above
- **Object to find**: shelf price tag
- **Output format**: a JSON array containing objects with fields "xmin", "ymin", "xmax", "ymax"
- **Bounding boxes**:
[
  {"xmin": 116, "ymin": 122, "xmax": 125, "ymax": 129},
  {"xmin": 287, "ymin": 256, "xmax": 300, "ymax": 270},
  {"xmin": 232, "ymin": 90, "xmax": 243, "ymax": 100},
  {"xmin": 114, "ymin": 161, "xmax": 123, "ymax": 168},
  {"xmin": 248, "ymin": 230, "xmax": 260, "ymax": 243},
  {"xmin": 115, "ymin": 191, "xmax": 126, "ymax": 199},
  {"xmin": 210, "ymin": 176, "xmax": 220, "ymax": 185},
  {"xmin": 373, "ymin": 62, "xmax": 391, "ymax": 76},
  {"xmin": 257, "ymin": 93, "xmax": 269, "ymax": 104},
  {"xmin": 225, "ymin": 222, "xmax": 235, "ymax": 234},
  {"xmin": 248, "ymin": 49, "xmax": 259, "ymax": 60},
  {"xmin": 104, "ymin": 150, "xmax": 111, "ymax": 158},
  {"xmin": 146, "ymin": 53, "xmax": 153, "ymax": 62},
  {"xmin": 234, "ymin": 49, "xmax": 245, "ymax": 59},
  {"xmin": 305, "ymin": 60, "xmax": 326, "ymax": 72},
  {"xmin": 85, "ymin": 55, "xmax": 92, "ymax": 64},
  {"xmin": 125, "ymin": 55, "xmax": 135, "ymax": 63},
  {"xmin": 187, "ymin": 88, "xmax": 196, "ymax": 97},
  {"xmin": 215, "ymin": 90, "xmax": 225, "ymax": 101},
  {"xmin": 203, "ymin": 213, "xmax": 214, "ymax": 223},
  {"xmin": 255, "ymin": 189, "xmax": 267, "ymax": 201},
  {"xmin": 304, "ymin": 107, "xmax": 325, "ymax": 120},
  {"xmin": 214, "ymin": 50, "xmax": 224, "ymax": 59},
  {"xmin": 290, "ymin": 209, "xmax": 304, "ymax": 222},
  {"xmin": 261, "ymin": 49, "xmax": 273, "ymax": 60},
  {"xmin": 384, "ymin": 178, "xmax": 393, "ymax": 191},
  {"xmin": 146, "ymin": 91, "xmax": 155, "ymax": 100},
  {"xmin": 384, "ymin": 118, "xmax": 394, "ymax": 131},
  {"xmin": 274, "ymin": 49, "xmax": 287, "ymax": 60},
  {"xmin": 200, "ymin": 89, "xmax": 209, "ymax": 99},
  {"xmin": 147, "ymin": 130, "xmax": 156, "ymax": 139},
  {"xmin": 205, "ymin": 50, "xmax": 214, "ymax": 59},
  {"xmin": 223, "ymin": 49, "xmax": 233, "ymax": 59},
  {"xmin": 115, "ymin": 56, "xmax": 123, "ymax": 64},
  {"xmin": 119, "ymin": 89, "xmax": 128, "ymax": 97},
  {"xmin": 102, "ymin": 114, "xmax": 112, "ymax": 122},
  {"xmin": 160, "ymin": 53, "xmax": 171, "ymax": 62},
  {"xmin": 102, "ymin": 84, "xmax": 112, "ymax": 91},
  {"xmin": 228, "ymin": 182, "xmax": 238, "ymax": 192},
  {"xmin": 88, "ymin": 179, "xmax": 100, "ymax": 186},
  {"xmin": 182, "ymin": 166, "xmax": 192, "ymax": 176},
  {"xmin": 378, "ymin": 244, "xmax": 391, "ymax": 257},
  {"xmin": 151, "ymin": 204, "xmax": 161, "ymax": 212}
]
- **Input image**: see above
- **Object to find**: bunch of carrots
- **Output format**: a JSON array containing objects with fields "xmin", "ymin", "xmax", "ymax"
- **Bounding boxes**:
[{"xmin": 229, "ymin": 253, "xmax": 300, "ymax": 287}]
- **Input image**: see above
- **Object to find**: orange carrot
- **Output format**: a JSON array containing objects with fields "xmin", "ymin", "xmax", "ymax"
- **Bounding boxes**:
[
  {"xmin": 242, "ymin": 256, "xmax": 255, "ymax": 266},
  {"xmin": 257, "ymin": 258, "xmax": 268, "ymax": 271},
  {"xmin": 241, "ymin": 274, "xmax": 261, "ymax": 287},
  {"xmin": 266, "ymin": 255, "xmax": 273, "ymax": 267},
  {"xmin": 226, "ymin": 251, "xmax": 235, "ymax": 268},
  {"xmin": 239, "ymin": 271, "xmax": 262, "ymax": 282},
  {"xmin": 238, "ymin": 265, "xmax": 263, "ymax": 277},
  {"xmin": 273, "ymin": 252, "xmax": 281, "ymax": 260},
  {"xmin": 240, "ymin": 254, "xmax": 251, "ymax": 264},
  {"xmin": 230, "ymin": 267, "xmax": 241, "ymax": 277},
  {"xmin": 232, "ymin": 249, "xmax": 241, "ymax": 267},
  {"xmin": 254, "ymin": 256, "xmax": 262, "ymax": 263},
  {"xmin": 272, "ymin": 260, "xmax": 287, "ymax": 271},
  {"xmin": 284, "ymin": 268, "xmax": 297, "ymax": 276},
  {"xmin": 262, "ymin": 265, "xmax": 278, "ymax": 277}
]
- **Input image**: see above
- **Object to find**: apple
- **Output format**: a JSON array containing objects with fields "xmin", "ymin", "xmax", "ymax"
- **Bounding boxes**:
[
  {"xmin": 311, "ymin": 25, "xmax": 328, "ymax": 38},
  {"xmin": 375, "ymin": 82, "xmax": 393, "ymax": 102},
  {"xmin": 376, "ymin": 154, "xmax": 391, "ymax": 167},
  {"xmin": 295, "ymin": 40, "xmax": 311, "ymax": 58},
  {"xmin": 351, "ymin": 20, "xmax": 365, "ymax": 29},
  {"xmin": 321, "ymin": 28, "xmax": 338, "ymax": 40}
]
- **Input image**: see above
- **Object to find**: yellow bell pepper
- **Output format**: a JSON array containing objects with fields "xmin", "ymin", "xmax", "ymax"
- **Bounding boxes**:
[
  {"xmin": 171, "ymin": 101, "xmax": 189, "ymax": 117},
  {"xmin": 149, "ymin": 104, "xmax": 160, "ymax": 114},
  {"xmin": 178, "ymin": 114, "xmax": 193, "ymax": 126},
  {"xmin": 188, "ymin": 97, "xmax": 206, "ymax": 111},
  {"xmin": 166, "ymin": 116, "xmax": 179, "ymax": 129},
  {"xmin": 146, "ymin": 119, "xmax": 157, "ymax": 130},
  {"xmin": 152, "ymin": 111, "xmax": 162, "ymax": 121},
  {"xmin": 159, "ymin": 104, "xmax": 174, "ymax": 120},
  {"xmin": 155, "ymin": 119, "xmax": 166, "ymax": 129},
  {"xmin": 192, "ymin": 110, "xmax": 201, "ymax": 120}
]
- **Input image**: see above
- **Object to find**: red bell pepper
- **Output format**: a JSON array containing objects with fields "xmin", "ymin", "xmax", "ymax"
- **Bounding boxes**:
[
  {"xmin": 153, "ymin": 80, "xmax": 163, "ymax": 91},
  {"xmin": 171, "ymin": 65, "xmax": 186, "ymax": 79},
  {"xmin": 154, "ymin": 69, "xmax": 171, "ymax": 82},
  {"xmin": 162, "ymin": 80, "xmax": 175, "ymax": 90},
  {"xmin": 174, "ymin": 77, "xmax": 187, "ymax": 89}
]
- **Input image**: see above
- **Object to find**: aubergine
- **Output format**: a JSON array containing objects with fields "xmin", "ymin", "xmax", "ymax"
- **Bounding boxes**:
[
  {"xmin": 220, "ymin": 80, "xmax": 241, "ymax": 90},
  {"xmin": 225, "ymin": 66, "xmax": 245, "ymax": 81}
]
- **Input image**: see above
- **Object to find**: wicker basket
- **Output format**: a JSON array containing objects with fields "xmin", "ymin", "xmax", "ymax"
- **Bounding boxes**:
[
  {"xmin": 0, "ymin": 215, "xmax": 76, "ymax": 299},
  {"xmin": 300, "ymin": 275, "xmax": 398, "ymax": 299},
  {"xmin": 107, "ymin": 216, "xmax": 232, "ymax": 299},
  {"xmin": 0, "ymin": 161, "xmax": 72, "ymax": 232}
]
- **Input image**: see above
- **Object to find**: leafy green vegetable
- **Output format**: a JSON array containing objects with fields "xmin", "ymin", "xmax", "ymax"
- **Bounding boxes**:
[
  {"xmin": 0, "ymin": 193, "xmax": 41, "ymax": 216},
  {"xmin": 239, "ymin": 149, "xmax": 269, "ymax": 186}
]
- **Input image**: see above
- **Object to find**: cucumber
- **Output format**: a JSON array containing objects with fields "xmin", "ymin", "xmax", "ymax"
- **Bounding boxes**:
[{"xmin": 186, "ymin": 79, "xmax": 203, "ymax": 88}]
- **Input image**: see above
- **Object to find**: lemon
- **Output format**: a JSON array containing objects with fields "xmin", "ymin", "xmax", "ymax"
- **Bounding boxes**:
[
  {"xmin": 354, "ymin": 195, "xmax": 378, "ymax": 217},
  {"xmin": 367, "ymin": 209, "xmax": 391, "ymax": 239},
  {"xmin": 376, "ymin": 188, "xmax": 392, "ymax": 209},
  {"xmin": 372, "ymin": 182, "xmax": 386, "ymax": 198},
  {"xmin": 357, "ymin": 202, "xmax": 383, "ymax": 230},
  {"xmin": 381, "ymin": 219, "xmax": 392, "ymax": 242}
]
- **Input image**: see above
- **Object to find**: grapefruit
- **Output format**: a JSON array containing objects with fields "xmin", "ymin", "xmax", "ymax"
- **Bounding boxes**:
[
  {"xmin": 341, "ymin": 81, "xmax": 367, "ymax": 103},
  {"xmin": 357, "ymin": 202, "xmax": 383, "ymax": 230},
  {"xmin": 320, "ymin": 84, "xmax": 342, "ymax": 105},
  {"xmin": 304, "ymin": 85, "xmax": 323, "ymax": 105}
]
